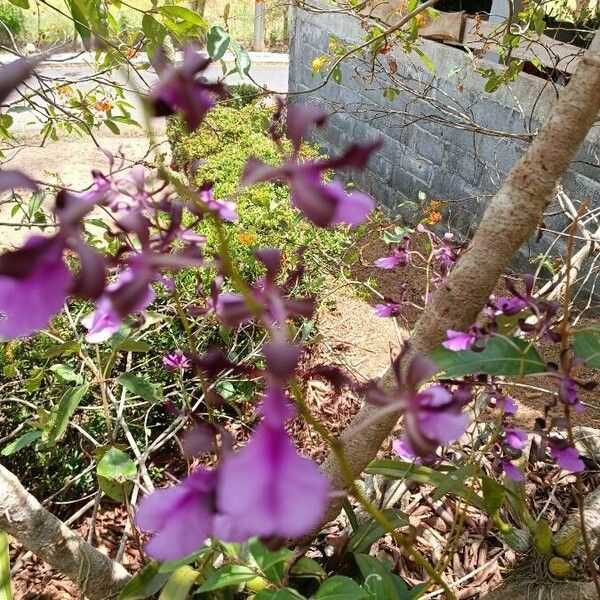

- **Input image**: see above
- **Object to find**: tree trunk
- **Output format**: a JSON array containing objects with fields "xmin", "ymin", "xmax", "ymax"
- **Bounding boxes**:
[
  {"xmin": 303, "ymin": 26, "xmax": 600, "ymax": 539},
  {"xmin": 0, "ymin": 464, "xmax": 131, "ymax": 600}
]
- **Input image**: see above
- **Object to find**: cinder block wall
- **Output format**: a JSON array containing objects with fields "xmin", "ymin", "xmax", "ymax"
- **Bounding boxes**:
[{"xmin": 288, "ymin": 4, "xmax": 600, "ymax": 273}]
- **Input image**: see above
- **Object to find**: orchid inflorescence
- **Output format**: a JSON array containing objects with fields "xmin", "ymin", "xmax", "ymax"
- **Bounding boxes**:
[{"xmin": 0, "ymin": 49, "xmax": 588, "ymax": 562}]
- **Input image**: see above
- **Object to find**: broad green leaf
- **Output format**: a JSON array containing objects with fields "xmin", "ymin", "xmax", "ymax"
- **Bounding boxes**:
[
  {"xmin": 157, "ymin": 548, "xmax": 208, "ymax": 574},
  {"xmin": 413, "ymin": 47, "xmax": 436, "ymax": 74},
  {"xmin": 366, "ymin": 460, "xmax": 484, "ymax": 510},
  {"xmin": 354, "ymin": 553, "xmax": 399, "ymax": 600},
  {"xmin": 114, "ymin": 340, "xmax": 152, "ymax": 353},
  {"xmin": 431, "ymin": 464, "xmax": 477, "ymax": 502},
  {"xmin": 98, "ymin": 475, "xmax": 133, "ymax": 503},
  {"xmin": 44, "ymin": 384, "xmax": 90, "ymax": 445},
  {"xmin": 481, "ymin": 476, "xmax": 505, "ymax": 515},
  {"xmin": 256, "ymin": 589, "xmax": 306, "ymax": 600},
  {"xmin": 158, "ymin": 565, "xmax": 198, "ymax": 600},
  {"xmin": 156, "ymin": 5, "xmax": 207, "ymax": 28},
  {"xmin": 345, "ymin": 509, "xmax": 408, "ymax": 554},
  {"xmin": 248, "ymin": 539, "xmax": 291, "ymax": 584},
  {"xmin": 430, "ymin": 336, "xmax": 545, "ymax": 378},
  {"xmin": 49, "ymin": 363, "xmax": 82, "ymax": 383},
  {"xmin": 117, "ymin": 373, "xmax": 160, "ymax": 402},
  {"xmin": 97, "ymin": 447, "xmax": 136, "ymax": 481},
  {"xmin": 104, "ymin": 119, "xmax": 120, "ymax": 135},
  {"xmin": 97, "ymin": 447, "xmax": 136, "ymax": 502},
  {"xmin": 573, "ymin": 325, "xmax": 600, "ymax": 368},
  {"xmin": 8, "ymin": 0, "xmax": 29, "ymax": 8},
  {"xmin": 0, "ymin": 531, "xmax": 11, "ymax": 600},
  {"xmin": 314, "ymin": 576, "xmax": 368, "ymax": 600},
  {"xmin": 42, "ymin": 341, "xmax": 80, "ymax": 359},
  {"xmin": 68, "ymin": 0, "xmax": 93, "ymax": 49},
  {"xmin": 118, "ymin": 562, "xmax": 170, "ymax": 599},
  {"xmin": 142, "ymin": 14, "xmax": 167, "ymax": 61},
  {"xmin": 196, "ymin": 565, "xmax": 256, "ymax": 592},
  {"xmin": 291, "ymin": 556, "xmax": 326, "ymax": 581},
  {"xmin": 234, "ymin": 46, "xmax": 251, "ymax": 76},
  {"xmin": 1, "ymin": 430, "xmax": 42, "ymax": 456},
  {"xmin": 207, "ymin": 26, "xmax": 230, "ymax": 60}
]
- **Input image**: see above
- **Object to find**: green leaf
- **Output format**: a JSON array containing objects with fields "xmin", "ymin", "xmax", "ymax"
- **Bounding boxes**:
[
  {"xmin": 481, "ymin": 476, "xmax": 505, "ymax": 515},
  {"xmin": 332, "ymin": 65, "xmax": 342, "ymax": 84},
  {"xmin": 49, "ymin": 363, "xmax": 82, "ymax": 383},
  {"xmin": 114, "ymin": 340, "xmax": 152, "ymax": 353},
  {"xmin": 248, "ymin": 539, "xmax": 291, "ymax": 584},
  {"xmin": 97, "ymin": 447, "xmax": 136, "ymax": 481},
  {"xmin": 573, "ymin": 325, "xmax": 600, "ymax": 368},
  {"xmin": 8, "ymin": 0, "xmax": 29, "ymax": 9},
  {"xmin": 104, "ymin": 119, "xmax": 120, "ymax": 134},
  {"xmin": 97, "ymin": 447, "xmax": 136, "ymax": 502},
  {"xmin": 0, "ymin": 531, "xmax": 11, "ymax": 600},
  {"xmin": 158, "ymin": 566, "xmax": 198, "ymax": 600},
  {"xmin": 413, "ymin": 48, "xmax": 436, "ymax": 74},
  {"xmin": 157, "ymin": 549, "xmax": 208, "ymax": 574},
  {"xmin": 354, "ymin": 553, "xmax": 399, "ymax": 600},
  {"xmin": 291, "ymin": 556, "xmax": 326, "ymax": 581},
  {"xmin": 155, "ymin": 5, "xmax": 207, "ymax": 28},
  {"xmin": 256, "ymin": 590, "xmax": 306, "ymax": 600},
  {"xmin": 118, "ymin": 562, "xmax": 170, "ymax": 599},
  {"xmin": 44, "ymin": 384, "xmax": 90, "ymax": 445},
  {"xmin": 431, "ymin": 464, "xmax": 477, "ymax": 503},
  {"xmin": 430, "ymin": 336, "xmax": 546, "ymax": 378},
  {"xmin": 117, "ymin": 373, "xmax": 161, "ymax": 402},
  {"xmin": 366, "ymin": 461, "xmax": 484, "ymax": 510},
  {"xmin": 234, "ymin": 46, "xmax": 251, "ymax": 76},
  {"xmin": 42, "ymin": 341, "xmax": 81, "ymax": 359},
  {"xmin": 207, "ymin": 25, "xmax": 230, "ymax": 60},
  {"xmin": 314, "ymin": 576, "xmax": 368, "ymax": 600},
  {"xmin": 197, "ymin": 565, "xmax": 256, "ymax": 592},
  {"xmin": 345, "ymin": 509, "xmax": 408, "ymax": 554},
  {"xmin": 1, "ymin": 430, "xmax": 42, "ymax": 456}
]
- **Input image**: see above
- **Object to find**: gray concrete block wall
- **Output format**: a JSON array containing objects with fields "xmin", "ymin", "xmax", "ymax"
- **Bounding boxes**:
[{"xmin": 288, "ymin": 3, "xmax": 600, "ymax": 275}]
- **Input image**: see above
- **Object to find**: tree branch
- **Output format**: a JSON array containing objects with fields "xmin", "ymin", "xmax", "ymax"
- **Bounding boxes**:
[
  {"xmin": 306, "ymin": 27, "xmax": 600, "ymax": 538},
  {"xmin": 0, "ymin": 464, "xmax": 131, "ymax": 600}
]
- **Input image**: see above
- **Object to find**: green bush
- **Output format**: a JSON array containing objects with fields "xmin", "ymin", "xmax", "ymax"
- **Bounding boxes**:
[
  {"xmin": 0, "ymin": 1, "xmax": 24, "ymax": 39},
  {"xmin": 167, "ymin": 101, "xmax": 351, "ymax": 295}
]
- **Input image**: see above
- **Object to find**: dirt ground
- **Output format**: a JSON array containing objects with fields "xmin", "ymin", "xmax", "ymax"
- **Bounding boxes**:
[{"xmin": 0, "ymin": 126, "xmax": 167, "ymax": 249}]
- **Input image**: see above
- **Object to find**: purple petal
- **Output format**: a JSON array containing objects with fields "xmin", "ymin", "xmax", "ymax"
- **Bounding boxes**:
[
  {"xmin": 217, "ymin": 422, "xmax": 329, "ymax": 540},
  {"xmin": 0, "ymin": 170, "xmax": 39, "ymax": 194},
  {"xmin": 502, "ymin": 461, "xmax": 524, "ymax": 481},
  {"xmin": 286, "ymin": 104, "xmax": 327, "ymax": 151},
  {"xmin": 375, "ymin": 255, "xmax": 401, "ymax": 269},
  {"xmin": 418, "ymin": 384, "xmax": 453, "ymax": 408},
  {"xmin": 498, "ymin": 395, "xmax": 518, "ymax": 415},
  {"xmin": 505, "ymin": 428, "xmax": 528, "ymax": 450},
  {"xmin": 418, "ymin": 409, "xmax": 468, "ymax": 445},
  {"xmin": 263, "ymin": 340, "xmax": 302, "ymax": 379},
  {"xmin": 242, "ymin": 157, "xmax": 285, "ymax": 186},
  {"xmin": 0, "ymin": 237, "xmax": 72, "ymax": 340},
  {"xmin": 550, "ymin": 445, "xmax": 584, "ymax": 472},
  {"xmin": 442, "ymin": 330, "xmax": 474, "ymax": 351},
  {"xmin": 0, "ymin": 57, "xmax": 37, "ymax": 105},
  {"xmin": 373, "ymin": 303, "xmax": 395, "ymax": 317},
  {"xmin": 330, "ymin": 189, "xmax": 374, "ymax": 227},
  {"xmin": 82, "ymin": 298, "xmax": 122, "ymax": 343}
]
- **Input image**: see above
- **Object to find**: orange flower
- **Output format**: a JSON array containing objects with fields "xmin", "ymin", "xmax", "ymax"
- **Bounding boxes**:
[
  {"xmin": 237, "ymin": 232, "xmax": 256, "ymax": 246},
  {"xmin": 56, "ymin": 85, "xmax": 73, "ymax": 96},
  {"xmin": 94, "ymin": 100, "xmax": 113, "ymax": 112},
  {"xmin": 125, "ymin": 47, "xmax": 138, "ymax": 59}
]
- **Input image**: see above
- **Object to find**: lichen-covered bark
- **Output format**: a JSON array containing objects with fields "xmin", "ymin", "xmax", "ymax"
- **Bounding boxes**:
[
  {"xmin": 0, "ymin": 464, "xmax": 131, "ymax": 600},
  {"xmin": 311, "ymin": 27, "xmax": 600, "ymax": 533}
]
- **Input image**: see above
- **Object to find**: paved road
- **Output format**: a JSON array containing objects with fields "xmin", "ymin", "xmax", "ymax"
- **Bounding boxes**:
[{"xmin": 7, "ymin": 58, "xmax": 289, "ymax": 133}]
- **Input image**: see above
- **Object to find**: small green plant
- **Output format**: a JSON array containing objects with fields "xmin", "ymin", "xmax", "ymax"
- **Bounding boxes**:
[{"xmin": 0, "ymin": 1, "xmax": 24, "ymax": 40}]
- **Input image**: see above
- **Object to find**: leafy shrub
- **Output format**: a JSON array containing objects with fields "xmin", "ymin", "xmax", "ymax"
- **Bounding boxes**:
[
  {"xmin": 167, "ymin": 101, "xmax": 352, "ymax": 295},
  {"xmin": 0, "ymin": 1, "xmax": 24, "ymax": 39},
  {"xmin": 224, "ymin": 82, "xmax": 261, "ymax": 108}
]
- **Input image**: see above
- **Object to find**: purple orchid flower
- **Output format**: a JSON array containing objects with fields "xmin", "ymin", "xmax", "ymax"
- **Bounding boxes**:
[
  {"xmin": 242, "ymin": 105, "xmax": 380, "ymax": 227},
  {"xmin": 374, "ymin": 241, "xmax": 411, "ymax": 269},
  {"xmin": 549, "ymin": 438, "xmax": 584, "ymax": 472},
  {"xmin": 0, "ymin": 235, "xmax": 72, "ymax": 340},
  {"xmin": 150, "ymin": 46, "xmax": 227, "ymax": 132},
  {"xmin": 373, "ymin": 301, "xmax": 404, "ymax": 318},
  {"xmin": 442, "ymin": 329, "xmax": 476, "ymax": 351},
  {"xmin": 197, "ymin": 186, "xmax": 238, "ymax": 222},
  {"xmin": 433, "ymin": 233, "xmax": 457, "ymax": 269},
  {"xmin": 136, "ymin": 467, "xmax": 219, "ymax": 560},
  {"xmin": 502, "ymin": 460, "xmax": 524, "ymax": 481},
  {"xmin": 495, "ymin": 394, "xmax": 518, "ymax": 415},
  {"xmin": 558, "ymin": 375, "xmax": 584, "ymax": 412},
  {"xmin": 504, "ymin": 428, "xmax": 527, "ymax": 450},
  {"xmin": 82, "ymin": 266, "xmax": 155, "ymax": 343},
  {"xmin": 163, "ymin": 351, "xmax": 192, "ymax": 371},
  {"xmin": 217, "ymin": 386, "xmax": 329, "ymax": 541},
  {"xmin": 366, "ymin": 352, "xmax": 469, "ymax": 457}
]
